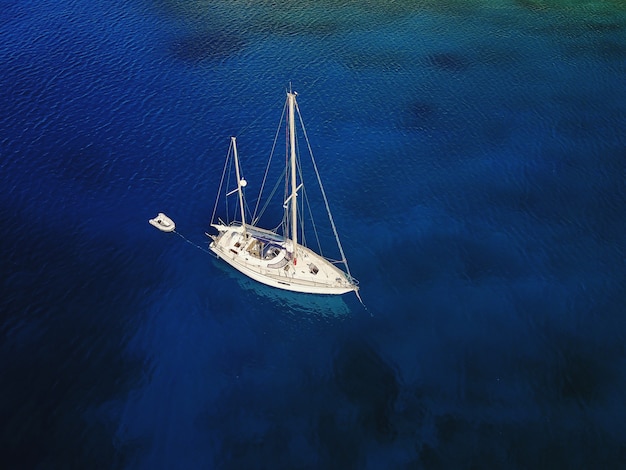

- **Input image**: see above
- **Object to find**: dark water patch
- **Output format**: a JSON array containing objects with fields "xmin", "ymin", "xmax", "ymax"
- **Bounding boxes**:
[
  {"xmin": 594, "ymin": 39, "xmax": 626, "ymax": 60},
  {"xmin": 514, "ymin": 0, "xmax": 626, "ymax": 14},
  {"xmin": 7, "ymin": 126, "xmax": 150, "ymax": 208},
  {"xmin": 407, "ymin": 413, "xmax": 511, "ymax": 468},
  {"xmin": 550, "ymin": 86, "xmax": 626, "ymax": 145},
  {"xmin": 198, "ymin": 326, "xmax": 380, "ymax": 446},
  {"xmin": 426, "ymin": 52, "xmax": 470, "ymax": 72},
  {"xmin": 514, "ymin": 0, "xmax": 548, "ymax": 12},
  {"xmin": 197, "ymin": 370, "xmax": 352, "ymax": 468},
  {"xmin": 343, "ymin": 50, "xmax": 408, "ymax": 73},
  {"xmin": 458, "ymin": 234, "xmax": 527, "ymax": 282},
  {"xmin": 333, "ymin": 339, "xmax": 399, "ymax": 443},
  {"xmin": 428, "ymin": 416, "xmax": 626, "ymax": 469},
  {"xmin": 481, "ymin": 144, "xmax": 626, "ymax": 244},
  {"xmin": 561, "ymin": 32, "xmax": 626, "ymax": 61},
  {"xmin": 481, "ymin": 116, "xmax": 514, "ymax": 145},
  {"xmin": 583, "ymin": 20, "xmax": 625, "ymax": 33},
  {"xmin": 169, "ymin": 31, "xmax": 246, "ymax": 63},
  {"xmin": 508, "ymin": 425, "xmax": 626, "ymax": 469},
  {"xmin": 433, "ymin": 415, "xmax": 509, "ymax": 467},
  {"xmin": 344, "ymin": 168, "xmax": 415, "ymax": 221},
  {"xmin": 0, "ymin": 209, "xmax": 161, "ymax": 468},
  {"xmin": 406, "ymin": 0, "xmax": 484, "ymax": 16},
  {"xmin": 524, "ymin": 325, "xmax": 623, "ymax": 407},
  {"xmin": 500, "ymin": 328, "xmax": 626, "ymax": 465},
  {"xmin": 375, "ymin": 229, "xmax": 527, "ymax": 291},
  {"xmin": 436, "ymin": 413, "xmax": 472, "ymax": 443},
  {"xmin": 316, "ymin": 411, "xmax": 363, "ymax": 468},
  {"xmin": 0, "ymin": 53, "xmax": 63, "ymax": 122},
  {"xmin": 401, "ymin": 100, "xmax": 438, "ymax": 130},
  {"xmin": 254, "ymin": 10, "xmax": 342, "ymax": 37},
  {"xmin": 155, "ymin": 0, "xmax": 421, "ymax": 36},
  {"xmin": 429, "ymin": 412, "xmax": 626, "ymax": 469},
  {"xmin": 562, "ymin": 38, "xmax": 626, "ymax": 62},
  {"xmin": 547, "ymin": 146, "xmax": 624, "ymax": 232},
  {"xmin": 212, "ymin": 425, "xmax": 297, "ymax": 470},
  {"xmin": 474, "ymin": 43, "xmax": 526, "ymax": 69},
  {"xmin": 414, "ymin": 347, "xmax": 626, "ymax": 468},
  {"xmin": 554, "ymin": 346, "xmax": 613, "ymax": 404},
  {"xmin": 44, "ymin": 138, "xmax": 114, "ymax": 194},
  {"xmin": 514, "ymin": 0, "xmax": 626, "ymax": 15},
  {"xmin": 192, "ymin": 319, "xmax": 356, "ymax": 468},
  {"xmin": 533, "ymin": 12, "xmax": 626, "ymax": 48},
  {"xmin": 417, "ymin": 443, "xmax": 445, "ymax": 469}
]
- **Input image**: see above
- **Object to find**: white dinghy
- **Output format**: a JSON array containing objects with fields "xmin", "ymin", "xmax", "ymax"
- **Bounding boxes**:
[
  {"xmin": 208, "ymin": 90, "xmax": 359, "ymax": 296},
  {"xmin": 149, "ymin": 212, "xmax": 176, "ymax": 232}
]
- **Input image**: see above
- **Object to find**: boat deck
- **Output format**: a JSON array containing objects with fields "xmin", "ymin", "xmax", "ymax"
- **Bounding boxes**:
[{"xmin": 209, "ymin": 224, "xmax": 356, "ymax": 294}]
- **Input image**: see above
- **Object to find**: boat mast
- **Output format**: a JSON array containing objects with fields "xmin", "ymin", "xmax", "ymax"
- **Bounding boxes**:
[
  {"xmin": 288, "ymin": 92, "xmax": 297, "ymax": 259},
  {"xmin": 231, "ymin": 136, "xmax": 247, "ymax": 233}
]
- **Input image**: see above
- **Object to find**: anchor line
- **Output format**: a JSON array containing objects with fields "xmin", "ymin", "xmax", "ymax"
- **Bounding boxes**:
[
  {"xmin": 173, "ymin": 230, "xmax": 215, "ymax": 256},
  {"xmin": 354, "ymin": 289, "xmax": 371, "ymax": 316}
]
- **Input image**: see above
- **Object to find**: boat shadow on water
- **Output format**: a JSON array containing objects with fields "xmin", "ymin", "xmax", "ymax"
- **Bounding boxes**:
[{"xmin": 210, "ymin": 258, "xmax": 352, "ymax": 318}]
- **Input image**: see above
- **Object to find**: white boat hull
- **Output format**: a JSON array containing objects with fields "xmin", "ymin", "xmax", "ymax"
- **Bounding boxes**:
[{"xmin": 209, "ymin": 224, "xmax": 357, "ymax": 295}]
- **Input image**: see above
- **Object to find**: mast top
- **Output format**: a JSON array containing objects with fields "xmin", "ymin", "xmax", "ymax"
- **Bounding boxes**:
[{"xmin": 287, "ymin": 82, "xmax": 297, "ymax": 97}]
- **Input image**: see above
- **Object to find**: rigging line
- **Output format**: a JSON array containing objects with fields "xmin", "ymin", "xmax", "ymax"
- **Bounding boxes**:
[
  {"xmin": 295, "ymin": 101, "xmax": 354, "ymax": 279},
  {"xmin": 211, "ymin": 138, "xmax": 233, "ymax": 225},
  {"xmin": 296, "ymin": 144, "xmax": 324, "ymax": 257},
  {"xmin": 295, "ymin": 141, "xmax": 305, "ymax": 247},
  {"xmin": 253, "ymin": 166, "xmax": 286, "ymax": 225},
  {"xmin": 236, "ymin": 93, "xmax": 285, "ymax": 140},
  {"xmin": 253, "ymin": 99, "xmax": 288, "ymax": 221}
]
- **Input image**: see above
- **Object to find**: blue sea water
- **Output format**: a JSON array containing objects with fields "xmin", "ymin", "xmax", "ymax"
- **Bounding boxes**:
[{"xmin": 2, "ymin": 0, "xmax": 626, "ymax": 468}]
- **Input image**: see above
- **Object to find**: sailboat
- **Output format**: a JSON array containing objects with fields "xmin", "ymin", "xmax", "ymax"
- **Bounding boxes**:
[{"xmin": 207, "ymin": 90, "xmax": 359, "ymax": 295}]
